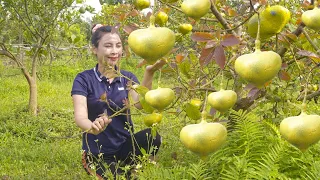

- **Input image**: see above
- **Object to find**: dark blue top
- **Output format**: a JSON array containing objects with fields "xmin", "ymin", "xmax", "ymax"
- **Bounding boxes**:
[{"xmin": 71, "ymin": 64, "xmax": 139, "ymax": 155}]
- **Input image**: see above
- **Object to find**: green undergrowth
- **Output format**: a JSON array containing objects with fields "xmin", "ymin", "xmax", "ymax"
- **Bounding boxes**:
[{"xmin": 1, "ymin": 58, "xmax": 320, "ymax": 179}]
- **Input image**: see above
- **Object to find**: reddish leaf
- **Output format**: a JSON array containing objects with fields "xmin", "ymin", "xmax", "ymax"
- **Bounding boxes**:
[
  {"xmin": 191, "ymin": 32, "xmax": 214, "ymax": 42},
  {"xmin": 214, "ymin": 45, "xmax": 226, "ymax": 69},
  {"xmin": 205, "ymin": 40, "xmax": 217, "ymax": 49},
  {"xmin": 127, "ymin": 9, "xmax": 139, "ymax": 17},
  {"xmin": 244, "ymin": 84, "xmax": 256, "ymax": 91},
  {"xmin": 248, "ymin": 87, "xmax": 260, "ymax": 101},
  {"xmin": 281, "ymin": 62, "xmax": 288, "ymax": 69},
  {"xmin": 227, "ymin": 8, "xmax": 237, "ymax": 16},
  {"xmin": 210, "ymin": 107, "xmax": 216, "ymax": 116},
  {"xmin": 297, "ymin": 50, "xmax": 319, "ymax": 58},
  {"xmin": 199, "ymin": 47, "xmax": 215, "ymax": 66},
  {"xmin": 279, "ymin": 70, "xmax": 291, "ymax": 81},
  {"xmin": 176, "ymin": 54, "xmax": 184, "ymax": 63},
  {"xmin": 285, "ymin": 33, "xmax": 297, "ymax": 41},
  {"xmin": 123, "ymin": 24, "xmax": 139, "ymax": 34},
  {"xmin": 221, "ymin": 34, "xmax": 240, "ymax": 47}
]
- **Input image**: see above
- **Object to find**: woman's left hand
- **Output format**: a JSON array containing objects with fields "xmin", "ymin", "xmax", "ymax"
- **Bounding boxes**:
[{"xmin": 145, "ymin": 59, "xmax": 167, "ymax": 74}]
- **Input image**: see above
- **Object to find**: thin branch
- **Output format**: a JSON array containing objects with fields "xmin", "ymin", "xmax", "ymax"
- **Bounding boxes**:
[
  {"xmin": 297, "ymin": 91, "xmax": 320, "ymax": 101},
  {"xmin": 209, "ymin": 0, "xmax": 236, "ymax": 35},
  {"xmin": 302, "ymin": 28, "xmax": 320, "ymax": 53}
]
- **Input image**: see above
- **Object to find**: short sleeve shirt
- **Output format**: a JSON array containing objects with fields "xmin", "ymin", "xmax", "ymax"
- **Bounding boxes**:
[{"xmin": 71, "ymin": 64, "xmax": 139, "ymax": 155}]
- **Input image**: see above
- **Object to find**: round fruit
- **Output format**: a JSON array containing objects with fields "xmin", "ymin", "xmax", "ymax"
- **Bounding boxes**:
[
  {"xmin": 143, "ymin": 112, "xmax": 163, "ymax": 127},
  {"xmin": 144, "ymin": 88, "xmax": 175, "ymax": 111},
  {"xmin": 302, "ymin": 4, "xmax": 320, "ymax": 30},
  {"xmin": 181, "ymin": 0, "xmax": 211, "ymax": 20},
  {"xmin": 128, "ymin": 17, "xmax": 175, "ymax": 64},
  {"xmin": 190, "ymin": 98, "xmax": 202, "ymax": 109},
  {"xmin": 139, "ymin": 96, "xmax": 155, "ymax": 113},
  {"xmin": 207, "ymin": 89, "xmax": 237, "ymax": 113},
  {"xmin": 180, "ymin": 120, "xmax": 227, "ymax": 159},
  {"xmin": 178, "ymin": 23, "xmax": 193, "ymax": 35},
  {"xmin": 280, "ymin": 112, "xmax": 320, "ymax": 151},
  {"xmin": 79, "ymin": 7, "xmax": 86, "ymax": 14},
  {"xmin": 134, "ymin": 0, "xmax": 150, "ymax": 10},
  {"xmin": 247, "ymin": 5, "xmax": 290, "ymax": 40},
  {"xmin": 155, "ymin": 11, "xmax": 168, "ymax": 27},
  {"xmin": 234, "ymin": 50, "xmax": 282, "ymax": 88}
]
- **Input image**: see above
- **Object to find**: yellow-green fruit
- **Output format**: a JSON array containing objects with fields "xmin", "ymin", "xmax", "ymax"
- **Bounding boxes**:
[
  {"xmin": 181, "ymin": 0, "xmax": 211, "ymax": 20},
  {"xmin": 302, "ymin": 6, "xmax": 320, "ymax": 30},
  {"xmin": 247, "ymin": 5, "xmax": 290, "ymax": 40},
  {"xmin": 178, "ymin": 23, "xmax": 193, "ymax": 35},
  {"xmin": 190, "ymin": 98, "xmax": 202, "ymax": 109},
  {"xmin": 143, "ymin": 112, "xmax": 163, "ymax": 127},
  {"xmin": 180, "ymin": 120, "xmax": 227, "ymax": 158},
  {"xmin": 145, "ymin": 88, "xmax": 175, "ymax": 111},
  {"xmin": 79, "ymin": 7, "xmax": 86, "ymax": 14},
  {"xmin": 134, "ymin": 0, "xmax": 150, "ymax": 10},
  {"xmin": 280, "ymin": 113, "xmax": 320, "ymax": 151},
  {"xmin": 207, "ymin": 89, "xmax": 237, "ymax": 113},
  {"xmin": 139, "ymin": 96, "xmax": 155, "ymax": 113},
  {"xmin": 128, "ymin": 26, "xmax": 175, "ymax": 64},
  {"xmin": 235, "ymin": 50, "xmax": 282, "ymax": 88},
  {"xmin": 155, "ymin": 11, "xmax": 169, "ymax": 27}
]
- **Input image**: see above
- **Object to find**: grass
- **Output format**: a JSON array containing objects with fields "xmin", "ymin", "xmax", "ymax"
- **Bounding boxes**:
[
  {"xmin": 2, "ymin": 56, "xmax": 320, "ymax": 179},
  {"xmin": 0, "ymin": 58, "xmax": 191, "ymax": 179}
]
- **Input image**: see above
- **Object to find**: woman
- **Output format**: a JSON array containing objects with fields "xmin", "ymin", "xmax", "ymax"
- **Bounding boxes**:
[{"xmin": 71, "ymin": 24, "xmax": 165, "ymax": 179}]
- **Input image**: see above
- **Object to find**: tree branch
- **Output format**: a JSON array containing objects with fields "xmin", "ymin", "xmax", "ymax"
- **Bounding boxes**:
[
  {"xmin": 302, "ymin": 28, "xmax": 320, "ymax": 53},
  {"xmin": 209, "ymin": 0, "xmax": 236, "ymax": 35},
  {"xmin": 297, "ymin": 91, "xmax": 320, "ymax": 101}
]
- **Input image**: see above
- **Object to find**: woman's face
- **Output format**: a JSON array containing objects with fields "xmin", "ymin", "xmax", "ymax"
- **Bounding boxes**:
[{"xmin": 93, "ymin": 33, "xmax": 123, "ymax": 67}]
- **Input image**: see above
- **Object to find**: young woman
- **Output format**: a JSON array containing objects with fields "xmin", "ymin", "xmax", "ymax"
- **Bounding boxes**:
[{"xmin": 71, "ymin": 24, "xmax": 165, "ymax": 179}]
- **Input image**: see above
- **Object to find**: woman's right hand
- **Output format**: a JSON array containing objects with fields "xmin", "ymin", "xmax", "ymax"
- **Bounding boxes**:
[{"xmin": 89, "ymin": 115, "xmax": 112, "ymax": 135}]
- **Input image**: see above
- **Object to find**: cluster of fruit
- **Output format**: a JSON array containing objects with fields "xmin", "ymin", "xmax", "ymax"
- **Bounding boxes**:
[{"xmin": 128, "ymin": 0, "xmax": 320, "ymax": 158}]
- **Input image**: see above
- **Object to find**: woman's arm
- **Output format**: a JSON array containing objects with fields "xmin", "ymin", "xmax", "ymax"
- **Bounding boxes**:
[
  {"xmin": 72, "ymin": 94, "xmax": 111, "ymax": 135},
  {"xmin": 129, "ymin": 60, "xmax": 167, "ymax": 108}
]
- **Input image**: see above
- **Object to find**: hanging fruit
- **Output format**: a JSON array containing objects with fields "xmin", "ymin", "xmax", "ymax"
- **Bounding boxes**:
[
  {"xmin": 180, "ymin": 119, "xmax": 227, "ymax": 160},
  {"xmin": 134, "ymin": 0, "xmax": 150, "ymax": 10},
  {"xmin": 143, "ymin": 112, "xmax": 163, "ymax": 127},
  {"xmin": 207, "ymin": 89, "xmax": 237, "ymax": 113},
  {"xmin": 302, "ymin": 1, "xmax": 320, "ymax": 30},
  {"xmin": 247, "ymin": 5, "xmax": 290, "ymax": 40},
  {"xmin": 128, "ymin": 16, "xmax": 175, "ymax": 64},
  {"xmin": 144, "ymin": 87, "xmax": 175, "ymax": 111},
  {"xmin": 155, "ymin": 11, "xmax": 169, "ymax": 27},
  {"xmin": 181, "ymin": 0, "xmax": 211, "ymax": 20},
  {"xmin": 280, "ymin": 112, "xmax": 320, "ymax": 151},
  {"xmin": 178, "ymin": 23, "xmax": 193, "ymax": 35}
]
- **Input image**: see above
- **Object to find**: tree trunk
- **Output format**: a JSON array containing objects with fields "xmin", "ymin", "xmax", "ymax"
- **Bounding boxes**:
[{"xmin": 28, "ymin": 77, "xmax": 37, "ymax": 115}]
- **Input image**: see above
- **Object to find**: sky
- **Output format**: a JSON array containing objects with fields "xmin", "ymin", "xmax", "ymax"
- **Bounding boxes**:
[{"xmin": 79, "ymin": 0, "xmax": 102, "ymax": 21}]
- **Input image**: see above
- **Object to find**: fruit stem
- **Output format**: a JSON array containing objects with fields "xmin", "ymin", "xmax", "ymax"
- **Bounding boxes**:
[
  {"xmin": 201, "ymin": 90, "xmax": 209, "ymax": 121},
  {"xmin": 157, "ymin": 68, "xmax": 162, "ymax": 88},
  {"xmin": 255, "ymin": 12, "xmax": 261, "ymax": 52},
  {"xmin": 150, "ymin": 15, "xmax": 156, "ymax": 27},
  {"xmin": 220, "ymin": 70, "xmax": 224, "ymax": 90}
]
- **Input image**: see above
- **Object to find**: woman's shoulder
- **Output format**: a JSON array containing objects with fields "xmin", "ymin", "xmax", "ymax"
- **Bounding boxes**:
[{"xmin": 74, "ymin": 68, "xmax": 96, "ymax": 81}]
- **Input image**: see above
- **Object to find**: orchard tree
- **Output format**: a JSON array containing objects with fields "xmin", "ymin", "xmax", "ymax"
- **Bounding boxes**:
[
  {"xmin": 89, "ymin": 0, "xmax": 320, "ymax": 158},
  {"xmin": 0, "ymin": 0, "xmax": 87, "ymax": 115}
]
